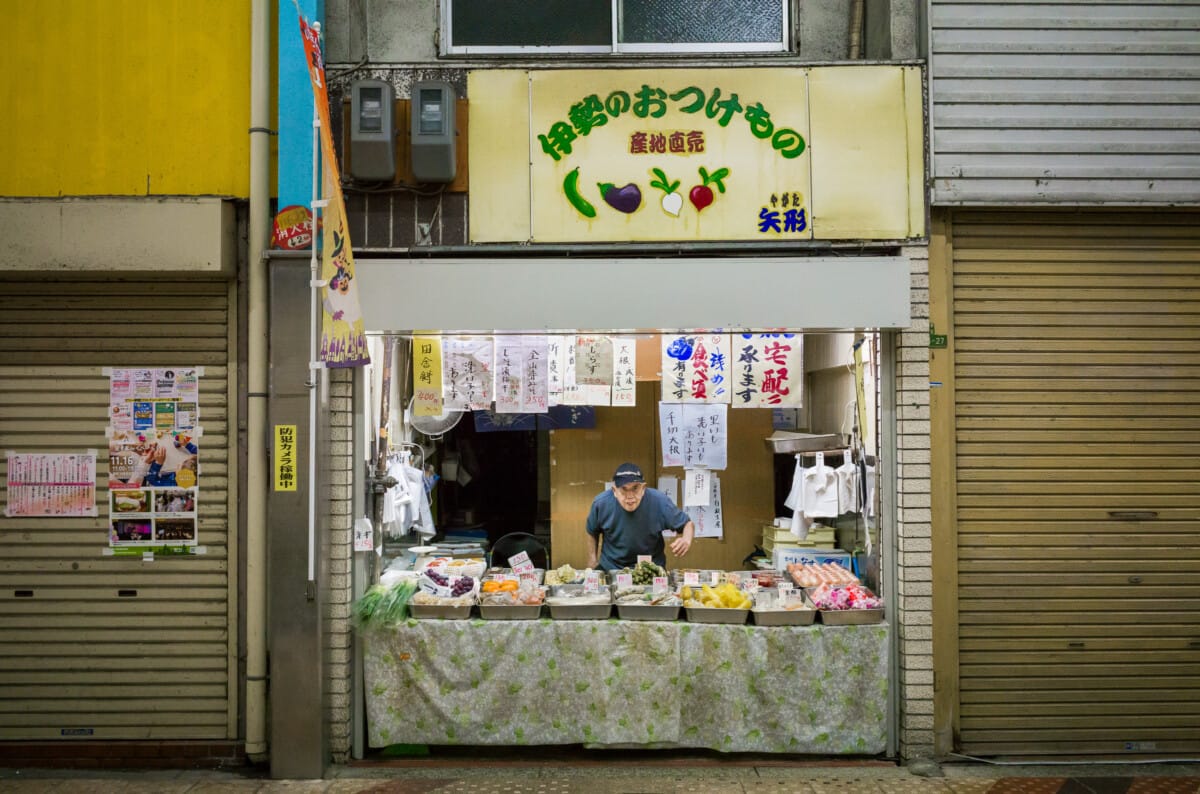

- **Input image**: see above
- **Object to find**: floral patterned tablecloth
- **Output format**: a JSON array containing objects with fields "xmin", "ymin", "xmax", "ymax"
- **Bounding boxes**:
[{"xmin": 363, "ymin": 618, "xmax": 888, "ymax": 753}]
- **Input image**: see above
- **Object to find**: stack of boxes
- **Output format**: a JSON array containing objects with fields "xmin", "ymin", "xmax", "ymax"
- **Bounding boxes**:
[{"xmin": 764, "ymin": 521, "xmax": 852, "ymax": 572}]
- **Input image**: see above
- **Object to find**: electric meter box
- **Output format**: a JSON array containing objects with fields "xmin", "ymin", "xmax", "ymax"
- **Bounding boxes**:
[
  {"xmin": 349, "ymin": 79, "xmax": 396, "ymax": 182},
  {"xmin": 410, "ymin": 81, "xmax": 457, "ymax": 183}
]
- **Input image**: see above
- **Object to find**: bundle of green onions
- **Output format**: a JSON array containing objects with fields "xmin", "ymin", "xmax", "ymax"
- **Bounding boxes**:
[{"xmin": 352, "ymin": 580, "xmax": 418, "ymax": 628}]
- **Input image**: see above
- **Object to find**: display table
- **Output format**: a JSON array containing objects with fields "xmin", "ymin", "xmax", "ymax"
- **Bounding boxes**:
[{"xmin": 363, "ymin": 618, "xmax": 889, "ymax": 754}]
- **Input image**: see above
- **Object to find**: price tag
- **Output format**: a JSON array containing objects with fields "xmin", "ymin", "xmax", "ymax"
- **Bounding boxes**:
[
  {"xmin": 508, "ymin": 551, "xmax": 531, "ymax": 568},
  {"xmin": 683, "ymin": 571, "xmax": 700, "ymax": 586},
  {"xmin": 745, "ymin": 579, "xmax": 760, "ymax": 593},
  {"xmin": 584, "ymin": 571, "xmax": 602, "ymax": 592},
  {"xmin": 499, "ymin": 573, "xmax": 518, "ymax": 583},
  {"xmin": 518, "ymin": 571, "xmax": 539, "ymax": 584},
  {"xmin": 637, "ymin": 555, "xmax": 652, "ymax": 564},
  {"xmin": 512, "ymin": 560, "xmax": 537, "ymax": 575},
  {"xmin": 652, "ymin": 576, "xmax": 668, "ymax": 593},
  {"xmin": 777, "ymin": 583, "xmax": 795, "ymax": 596},
  {"xmin": 615, "ymin": 573, "xmax": 633, "ymax": 588},
  {"xmin": 709, "ymin": 571, "xmax": 721, "ymax": 586}
]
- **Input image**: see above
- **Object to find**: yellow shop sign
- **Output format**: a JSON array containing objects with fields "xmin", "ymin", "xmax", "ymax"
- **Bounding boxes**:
[{"xmin": 469, "ymin": 67, "xmax": 925, "ymax": 243}]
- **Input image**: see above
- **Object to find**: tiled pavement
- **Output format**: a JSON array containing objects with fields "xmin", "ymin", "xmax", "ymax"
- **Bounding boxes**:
[{"xmin": 2, "ymin": 762, "xmax": 1199, "ymax": 793}]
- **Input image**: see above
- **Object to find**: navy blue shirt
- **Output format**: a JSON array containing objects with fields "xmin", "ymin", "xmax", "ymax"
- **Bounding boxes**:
[{"xmin": 586, "ymin": 487, "xmax": 690, "ymax": 569}]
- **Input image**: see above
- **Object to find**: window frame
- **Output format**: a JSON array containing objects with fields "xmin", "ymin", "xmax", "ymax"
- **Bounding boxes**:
[{"xmin": 440, "ymin": 0, "xmax": 791, "ymax": 56}]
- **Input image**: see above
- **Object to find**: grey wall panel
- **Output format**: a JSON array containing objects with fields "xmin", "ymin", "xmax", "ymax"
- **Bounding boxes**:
[{"xmin": 930, "ymin": 1, "xmax": 1200, "ymax": 204}]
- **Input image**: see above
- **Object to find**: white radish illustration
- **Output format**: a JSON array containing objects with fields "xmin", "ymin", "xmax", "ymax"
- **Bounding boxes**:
[{"xmin": 649, "ymin": 168, "xmax": 683, "ymax": 217}]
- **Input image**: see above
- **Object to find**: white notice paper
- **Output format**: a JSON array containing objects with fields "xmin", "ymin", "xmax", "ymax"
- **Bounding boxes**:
[
  {"xmin": 685, "ymin": 474, "xmax": 723, "ymax": 539},
  {"xmin": 659, "ymin": 403, "xmax": 728, "ymax": 470},
  {"xmin": 610, "ymin": 337, "xmax": 637, "ymax": 406},
  {"xmin": 443, "ymin": 337, "xmax": 494, "ymax": 410},
  {"xmin": 657, "ymin": 475, "xmax": 679, "ymax": 507},
  {"xmin": 683, "ymin": 469, "xmax": 711, "ymax": 507}
]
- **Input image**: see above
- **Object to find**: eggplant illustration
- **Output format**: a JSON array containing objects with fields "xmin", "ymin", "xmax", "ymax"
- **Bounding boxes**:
[{"xmin": 597, "ymin": 182, "xmax": 642, "ymax": 214}]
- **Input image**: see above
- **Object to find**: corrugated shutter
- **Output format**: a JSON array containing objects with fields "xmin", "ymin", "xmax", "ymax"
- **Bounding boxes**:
[
  {"xmin": 950, "ymin": 210, "xmax": 1200, "ymax": 756},
  {"xmin": 930, "ymin": 1, "xmax": 1200, "ymax": 204},
  {"xmin": 0, "ymin": 278, "xmax": 237, "ymax": 740}
]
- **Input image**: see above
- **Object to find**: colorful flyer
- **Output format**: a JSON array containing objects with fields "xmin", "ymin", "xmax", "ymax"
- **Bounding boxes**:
[
  {"xmin": 4, "ymin": 452, "xmax": 97, "ymax": 518},
  {"xmin": 661, "ymin": 334, "xmax": 732, "ymax": 403}
]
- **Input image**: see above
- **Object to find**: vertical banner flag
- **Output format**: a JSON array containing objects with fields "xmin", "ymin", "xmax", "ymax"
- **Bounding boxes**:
[{"xmin": 299, "ymin": 14, "xmax": 370, "ymax": 367}]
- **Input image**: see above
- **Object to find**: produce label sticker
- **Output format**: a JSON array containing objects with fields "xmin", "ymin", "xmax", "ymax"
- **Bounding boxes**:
[
  {"xmin": 652, "ymin": 576, "xmax": 669, "ymax": 593},
  {"xmin": 684, "ymin": 571, "xmax": 700, "ymax": 586},
  {"xmin": 616, "ymin": 573, "xmax": 633, "ymax": 588}
]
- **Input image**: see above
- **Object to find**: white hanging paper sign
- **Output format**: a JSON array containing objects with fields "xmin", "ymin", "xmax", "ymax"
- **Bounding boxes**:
[
  {"xmin": 573, "ymin": 335, "xmax": 613, "ymax": 386},
  {"xmin": 659, "ymin": 403, "xmax": 728, "ymax": 470},
  {"xmin": 610, "ymin": 337, "xmax": 637, "ymax": 406},
  {"xmin": 661, "ymin": 334, "xmax": 732, "ymax": 403},
  {"xmin": 683, "ymin": 468, "xmax": 711, "ymax": 507},
  {"xmin": 521, "ymin": 336, "xmax": 549, "ymax": 413},
  {"xmin": 493, "ymin": 335, "xmax": 524, "ymax": 414},
  {"xmin": 353, "ymin": 517, "xmax": 374, "ymax": 552},
  {"xmin": 657, "ymin": 475, "xmax": 679, "ymax": 507},
  {"xmin": 732, "ymin": 333, "xmax": 803, "ymax": 408},
  {"xmin": 443, "ymin": 337, "xmax": 494, "ymax": 410},
  {"xmin": 547, "ymin": 336, "xmax": 566, "ymax": 406},
  {"xmin": 685, "ymin": 474, "xmax": 723, "ymax": 539}
]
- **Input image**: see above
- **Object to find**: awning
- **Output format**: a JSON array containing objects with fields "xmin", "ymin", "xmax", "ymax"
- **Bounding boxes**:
[{"xmin": 355, "ymin": 256, "xmax": 911, "ymax": 334}]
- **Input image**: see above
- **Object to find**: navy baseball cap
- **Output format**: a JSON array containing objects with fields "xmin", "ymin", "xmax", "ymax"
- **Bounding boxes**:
[{"xmin": 613, "ymin": 463, "xmax": 645, "ymax": 488}]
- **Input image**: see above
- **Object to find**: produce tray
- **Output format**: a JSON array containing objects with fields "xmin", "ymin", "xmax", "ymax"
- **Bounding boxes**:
[
  {"xmin": 548, "ymin": 603, "xmax": 612, "ymax": 620},
  {"xmin": 685, "ymin": 607, "xmax": 749, "ymax": 625},
  {"xmin": 617, "ymin": 603, "xmax": 681, "ymax": 622},
  {"xmin": 751, "ymin": 608, "xmax": 817, "ymax": 626},
  {"xmin": 818, "ymin": 607, "xmax": 885, "ymax": 625},
  {"xmin": 478, "ymin": 604, "xmax": 543, "ymax": 621},
  {"xmin": 409, "ymin": 603, "xmax": 473, "ymax": 620}
]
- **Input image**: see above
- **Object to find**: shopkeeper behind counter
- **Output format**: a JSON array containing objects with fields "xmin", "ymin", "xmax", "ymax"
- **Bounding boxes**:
[{"xmin": 586, "ymin": 463, "xmax": 694, "ymax": 570}]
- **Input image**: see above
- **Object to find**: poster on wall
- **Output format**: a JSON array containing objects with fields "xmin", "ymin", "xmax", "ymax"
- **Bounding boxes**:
[
  {"xmin": 684, "ymin": 474, "xmax": 723, "ymax": 539},
  {"xmin": 661, "ymin": 333, "xmax": 732, "ymax": 403},
  {"xmin": 4, "ymin": 452, "xmax": 98, "ymax": 518},
  {"xmin": 107, "ymin": 367, "xmax": 202, "ymax": 548},
  {"xmin": 443, "ymin": 337, "xmax": 495, "ymax": 411},
  {"xmin": 659, "ymin": 403, "xmax": 728, "ymax": 470},
  {"xmin": 732, "ymin": 333, "xmax": 803, "ymax": 408}
]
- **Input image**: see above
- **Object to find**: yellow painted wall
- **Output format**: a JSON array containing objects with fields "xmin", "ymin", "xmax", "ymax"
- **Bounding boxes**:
[{"xmin": 2, "ymin": 1, "xmax": 251, "ymax": 197}]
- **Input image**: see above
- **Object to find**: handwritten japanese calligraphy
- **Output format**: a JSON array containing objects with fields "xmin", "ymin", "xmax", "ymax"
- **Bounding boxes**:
[
  {"xmin": 661, "ymin": 334, "xmax": 732, "ymax": 403},
  {"xmin": 443, "ymin": 337, "xmax": 494, "ymax": 411},
  {"xmin": 659, "ymin": 403, "xmax": 728, "ymax": 470},
  {"xmin": 412, "ymin": 335, "xmax": 444, "ymax": 417},
  {"xmin": 611, "ymin": 337, "xmax": 637, "ymax": 406},
  {"xmin": 733, "ymin": 333, "xmax": 803, "ymax": 408}
]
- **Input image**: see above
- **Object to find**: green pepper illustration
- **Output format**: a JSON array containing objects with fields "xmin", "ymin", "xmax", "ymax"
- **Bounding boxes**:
[{"xmin": 563, "ymin": 166, "xmax": 597, "ymax": 218}]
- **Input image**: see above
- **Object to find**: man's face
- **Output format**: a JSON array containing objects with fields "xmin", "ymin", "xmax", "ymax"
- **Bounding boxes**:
[{"xmin": 614, "ymin": 482, "xmax": 646, "ymax": 512}]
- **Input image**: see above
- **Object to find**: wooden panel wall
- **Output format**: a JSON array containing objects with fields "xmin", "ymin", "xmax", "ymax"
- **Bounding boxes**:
[{"xmin": 549, "ymin": 381, "xmax": 775, "ymax": 572}]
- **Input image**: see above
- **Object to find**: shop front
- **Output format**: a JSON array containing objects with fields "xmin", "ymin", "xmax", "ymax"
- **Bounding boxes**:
[{"xmin": 345, "ymin": 64, "xmax": 927, "ymax": 757}]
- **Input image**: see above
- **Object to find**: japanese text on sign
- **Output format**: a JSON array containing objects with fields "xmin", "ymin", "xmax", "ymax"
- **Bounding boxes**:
[
  {"xmin": 659, "ymin": 403, "xmax": 728, "ymax": 470},
  {"xmin": 661, "ymin": 334, "xmax": 731, "ymax": 403},
  {"xmin": 412, "ymin": 336, "xmax": 444, "ymax": 417},
  {"xmin": 538, "ymin": 85, "xmax": 806, "ymax": 162},
  {"xmin": 443, "ymin": 337, "xmax": 494, "ymax": 411},
  {"xmin": 734, "ymin": 333, "xmax": 804, "ymax": 408},
  {"xmin": 274, "ymin": 425, "xmax": 298, "ymax": 492}
]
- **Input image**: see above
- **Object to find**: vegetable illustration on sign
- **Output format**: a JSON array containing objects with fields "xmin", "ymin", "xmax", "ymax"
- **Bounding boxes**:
[
  {"xmin": 598, "ymin": 181, "xmax": 643, "ymax": 214},
  {"xmin": 649, "ymin": 168, "xmax": 683, "ymax": 217},
  {"xmin": 562, "ymin": 167, "xmax": 597, "ymax": 218},
  {"xmin": 690, "ymin": 166, "xmax": 729, "ymax": 212}
]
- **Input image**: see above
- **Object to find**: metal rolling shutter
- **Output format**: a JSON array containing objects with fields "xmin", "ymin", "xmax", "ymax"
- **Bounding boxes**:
[
  {"xmin": 951, "ymin": 210, "xmax": 1200, "ymax": 756},
  {"xmin": 0, "ymin": 278, "xmax": 237, "ymax": 740}
]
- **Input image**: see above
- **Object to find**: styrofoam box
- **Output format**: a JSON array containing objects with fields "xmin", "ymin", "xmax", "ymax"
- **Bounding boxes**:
[{"xmin": 772, "ymin": 547, "xmax": 851, "ymax": 572}]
